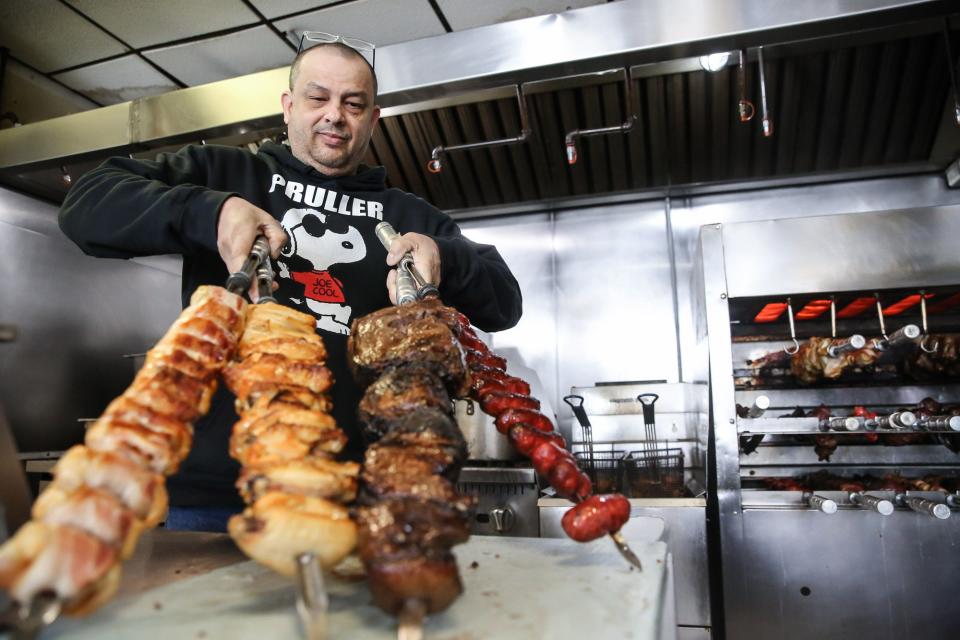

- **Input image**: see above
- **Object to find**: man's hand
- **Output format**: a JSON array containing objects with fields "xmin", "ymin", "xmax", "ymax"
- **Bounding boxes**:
[
  {"xmin": 385, "ymin": 232, "xmax": 440, "ymax": 305},
  {"xmin": 217, "ymin": 196, "xmax": 288, "ymax": 300}
]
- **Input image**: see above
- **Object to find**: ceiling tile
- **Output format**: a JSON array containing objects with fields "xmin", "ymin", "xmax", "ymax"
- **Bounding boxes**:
[
  {"xmin": 273, "ymin": 0, "xmax": 445, "ymax": 49},
  {"xmin": 143, "ymin": 26, "xmax": 294, "ymax": 87},
  {"xmin": 0, "ymin": 0, "xmax": 128, "ymax": 73},
  {"xmin": 247, "ymin": 0, "xmax": 340, "ymax": 20},
  {"xmin": 53, "ymin": 56, "xmax": 180, "ymax": 105},
  {"xmin": 65, "ymin": 0, "xmax": 259, "ymax": 48},
  {"xmin": 435, "ymin": 0, "xmax": 606, "ymax": 31}
]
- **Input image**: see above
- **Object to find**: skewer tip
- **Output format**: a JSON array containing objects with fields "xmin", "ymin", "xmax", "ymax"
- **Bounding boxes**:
[
  {"xmin": 609, "ymin": 531, "xmax": 643, "ymax": 572},
  {"xmin": 398, "ymin": 598, "xmax": 427, "ymax": 640}
]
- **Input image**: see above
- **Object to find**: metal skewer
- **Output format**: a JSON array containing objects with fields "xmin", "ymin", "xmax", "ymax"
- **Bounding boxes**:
[
  {"xmin": 900, "ymin": 495, "xmax": 951, "ymax": 520},
  {"xmin": 375, "ymin": 222, "xmax": 440, "ymax": 300},
  {"xmin": 869, "ymin": 410, "xmax": 918, "ymax": 430},
  {"xmin": 917, "ymin": 414, "xmax": 960, "ymax": 432},
  {"xmin": 746, "ymin": 395, "xmax": 769, "ymax": 418},
  {"xmin": 807, "ymin": 493, "xmax": 838, "ymax": 514},
  {"xmin": 225, "ymin": 234, "xmax": 273, "ymax": 299},
  {"xmin": 5, "ymin": 592, "xmax": 63, "ymax": 640},
  {"xmin": 827, "ymin": 416, "xmax": 862, "ymax": 432},
  {"xmin": 827, "ymin": 335, "xmax": 866, "ymax": 358},
  {"xmin": 849, "ymin": 491, "xmax": 894, "ymax": 515},
  {"xmin": 295, "ymin": 553, "xmax": 329, "ymax": 640},
  {"xmin": 873, "ymin": 324, "xmax": 920, "ymax": 351},
  {"xmin": 398, "ymin": 599, "xmax": 427, "ymax": 640}
]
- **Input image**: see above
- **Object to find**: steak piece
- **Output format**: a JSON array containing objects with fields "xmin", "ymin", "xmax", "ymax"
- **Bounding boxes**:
[
  {"xmin": 358, "ymin": 365, "xmax": 452, "ymax": 443},
  {"xmin": 348, "ymin": 300, "xmax": 469, "ymax": 396}
]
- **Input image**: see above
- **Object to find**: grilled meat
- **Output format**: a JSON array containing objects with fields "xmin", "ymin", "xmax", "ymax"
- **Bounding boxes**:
[
  {"xmin": 350, "ymin": 301, "xmax": 477, "ymax": 617},
  {"xmin": 790, "ymin": 337, "xmax": 880, "ymax": 384},
  {"xmin": 905, "ymin": 334, "xmax": 960, "ymax": 379},
  {"xmin": 358, "ymin": 364, "xmax": 453, "ymax": 443},
  {"xmin": 355, "ymin": 497, "xmax": 471, "ymax": 614},
  {"xmin": 225, "ymin": 303, "xmax": 356, "ymax": 575},
  {"xmin": 348, "ymin": 301, "xmax": 469, "ymax": 396},
  {"xmin": 0, "ymin": 286, "xmax": 245, "ymax": 614}
]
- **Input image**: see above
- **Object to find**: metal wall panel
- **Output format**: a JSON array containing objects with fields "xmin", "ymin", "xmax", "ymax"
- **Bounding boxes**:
[
  {"xmin": 733, "ymin": 509, "xmax": 960, "ymax": 640},
  {"xmin": 0, "ymin": 188, "xmax": 181, "ymax": 453},
  {"xmin": 459, "ymin": 213, "xmax": 558, "ymax": 412},
  {"xmin": 553, "ymin": 202, "xmax": 678, "ymax": 391},
  {"xmin": 461, "ymin": 202, "xmax": 680, "ymax": 436}
]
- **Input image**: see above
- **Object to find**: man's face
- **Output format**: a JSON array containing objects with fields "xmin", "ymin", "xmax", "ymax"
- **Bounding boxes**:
[{"xmin": 281, "ymin": 47, "xmax": 380, "ymax": 176}]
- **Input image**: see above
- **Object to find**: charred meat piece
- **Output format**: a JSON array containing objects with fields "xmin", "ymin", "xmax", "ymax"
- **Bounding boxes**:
[
  {"xmin": 905, "ymin": 334, "xmax": 960, "ymax": 379},
  {"xmin": 375, "ymin": 407, "xmax": 468, "ymax": 462},
  {"xmin": 348, "ymin": 301, "xmax": 469, "ymax": 396},
  {"xmin": 358, "ymin": 365, "xmax": 452, "ymax": 443}
]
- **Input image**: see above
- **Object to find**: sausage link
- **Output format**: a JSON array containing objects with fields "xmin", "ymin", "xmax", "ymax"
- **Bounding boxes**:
[
  {"xmin": 561, "ymin": 494, "xmax": 631, "ymax": 542},
  {"xmin": 506, "ymin": 424, "xmax": 566, "ymax": 456},
  {"xmin": 479, "ymin": 391, "xmax": 540, "ymax": 417},
  {"xmin": 495, "ymin": 409, "xmax": 554, "ymax": 434},
  {"xmin": 465, "ymin": 349, "xmax": 507, "ymax": 371}
]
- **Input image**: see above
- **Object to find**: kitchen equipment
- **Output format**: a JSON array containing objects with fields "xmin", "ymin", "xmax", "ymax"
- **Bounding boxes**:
[
  {"xmin": 565, "ymin": 394, "xmax": 625, "ymax": 493},
  {"xmin": 696, "ymin": 206, "xmax": 960, "ymax": 639},
  {"xmin": 456, "ymin": 466, "xmax": 540, "ymax": 537},
  {"xmin": 548, "ymin": 382, "xmax": 710, "ymax": 636},
  {"xmin": 454, "ymin": 399, "xmax": 520, "ymax": 461},
  {"xmin": 622, "ymin": 447, "xmax": 685, "ymax": 498}
]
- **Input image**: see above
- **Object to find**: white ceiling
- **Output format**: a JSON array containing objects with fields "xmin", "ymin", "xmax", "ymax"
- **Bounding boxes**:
[{"xmin": 0, "ymin": 0, "xmax": 610, "ymax": 107}]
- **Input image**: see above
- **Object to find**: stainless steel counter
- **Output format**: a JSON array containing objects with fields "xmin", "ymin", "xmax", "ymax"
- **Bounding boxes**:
[{"xmin": 42, "ymin": 531, "xmax": 674, "ymax": 640}]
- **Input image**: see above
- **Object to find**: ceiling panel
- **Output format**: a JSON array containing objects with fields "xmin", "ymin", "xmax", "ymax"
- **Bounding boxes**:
[
  {"xmin": 66, "ymin": 0, "xmax": 258, "ymax": 49},
  {"xmin": 436, "ymin": 0, "xmax": 606, "ymax": 31},
  {"xmin": 53, "ymin": 56, "xmax": 180, "ymax": 105},
  {"xmin": 248, "ymin": 0, "xmax": 340, "ymax": 20},
  {"xmin": 0, "ymin": 0, "xmax": 128, "ymax": 73},
  {"xmin": 273, "ymin": 0, "xmax": 445, "ymax": 50},
  {"xmin": 144, "ymin": 26, "xmax": 294, "ymax": 87}
]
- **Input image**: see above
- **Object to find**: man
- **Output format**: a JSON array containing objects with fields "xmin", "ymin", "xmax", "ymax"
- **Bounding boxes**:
[{"xmin": 58, "ymin": 42, "xmax": 522, "ymax": 532}]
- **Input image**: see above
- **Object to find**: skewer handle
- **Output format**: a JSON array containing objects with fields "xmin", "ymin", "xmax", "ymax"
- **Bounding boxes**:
[
  {"xmin": 918, "ymin": 415, "xmax": 960, "ymax": 432},
  {"xmin": 395, "ymin": 265, "xmax": 418, "ymax": 306},
  {"xmin": 827, "ymin": 334, "xmax": 866, "ymax": 357},
  {"xmin": 807, "ymin": 494, "xmax": 838, "ymax": 514},
  {"xmin": 746, "ymin": 395, "xmax": 770, "ymax": 418},
  {"xmin": 872, "ymin": 411, "xmax": 918, "ymax": 430},
  {"xmin": 874, "ymin": 324, "xmax": 921, "ymax": 351},
  {"xmin": 850, "ymin": 492, "xmax": 894, "ymax": 515},
  {"xmin": 376, "ymin": 222, "xmax": 439, "ymax": 301},
  {"xmin": 828, "ymin": 416, "xmax": 862, "ymax": 432},
  {"xmin": 905, "ymin": 496, "xmax": 951, "ymax": 520}
]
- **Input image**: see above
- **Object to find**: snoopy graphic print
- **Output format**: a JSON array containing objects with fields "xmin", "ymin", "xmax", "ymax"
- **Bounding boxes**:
[{"xmin": 276, "ymin": 207, "xmax": 368, "ymax": 335}]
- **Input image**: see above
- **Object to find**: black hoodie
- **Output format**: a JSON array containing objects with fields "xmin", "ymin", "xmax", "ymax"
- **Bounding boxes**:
[{"xmin": 59, "ymin": 141, "xmax": 522, "ymax": 506}]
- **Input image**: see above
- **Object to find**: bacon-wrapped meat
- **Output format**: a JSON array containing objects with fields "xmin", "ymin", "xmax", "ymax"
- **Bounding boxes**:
[{"xmin": 0, "ymin": 285, "xmax": 245, "ymax": 614}]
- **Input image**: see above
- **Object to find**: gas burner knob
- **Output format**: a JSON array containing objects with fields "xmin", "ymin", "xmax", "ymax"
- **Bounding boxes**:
[{"xmin": 490, "ymin": 507, "xmax": 515, "ymax": 533}]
